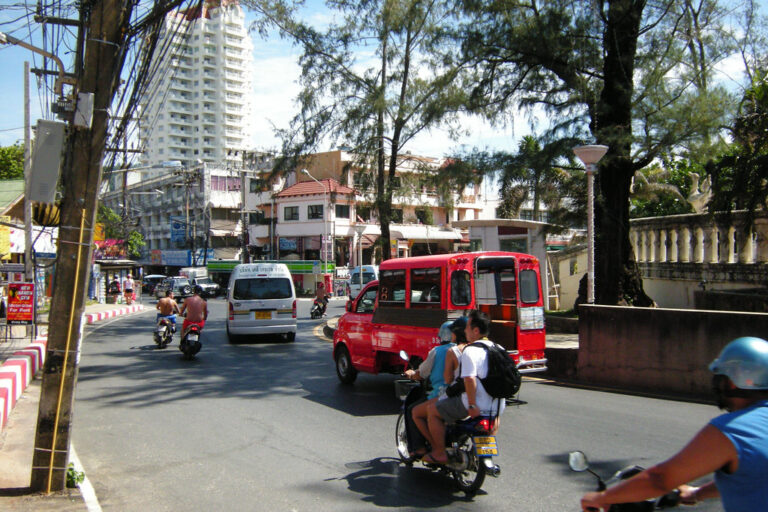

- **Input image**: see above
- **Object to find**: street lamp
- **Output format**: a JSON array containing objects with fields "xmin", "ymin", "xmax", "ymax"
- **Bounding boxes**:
[
  {"xmin": 573, "ymin": 145, "xmax": 608, "ymax": 304},
  {"xmin": 301, "ymin": 169, "xmax": 328, "ymax": 275},
  {"xmin": 354, "ymin": 223, "xmax": 366, "ymax": 268}
]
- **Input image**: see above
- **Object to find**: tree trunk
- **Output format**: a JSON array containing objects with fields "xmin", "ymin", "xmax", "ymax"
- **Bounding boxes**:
[{"xmin": 593, "ymin": 0, "xmax": 654, "ymax": 306}]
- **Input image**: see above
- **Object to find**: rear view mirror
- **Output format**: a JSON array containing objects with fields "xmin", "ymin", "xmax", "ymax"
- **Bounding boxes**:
[
  {"xmin": 568, "ymin": 451, "xmax": 589, "ymax": 472},
  {"xmin": 345, "ymin": 300, "xmax": 353, "ymax": 312}
]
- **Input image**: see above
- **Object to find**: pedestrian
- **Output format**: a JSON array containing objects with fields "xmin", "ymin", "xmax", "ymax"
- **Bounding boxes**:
[
  {"xmin": 122, "ymin": 274, "xmax": 135, "ymax": 305},
  {"xmin": 580, "ymin": 336, "xmax": 768, "ymax": 511}
]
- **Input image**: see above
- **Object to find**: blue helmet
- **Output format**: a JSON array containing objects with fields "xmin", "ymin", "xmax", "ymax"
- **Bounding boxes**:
[
  {"xmin": 438, "ymin": 321, "xmax": 454, "ymax": 343},
  {"xmin": 709, "ymin": 337, "xmax": 768, "ymax": 390}
]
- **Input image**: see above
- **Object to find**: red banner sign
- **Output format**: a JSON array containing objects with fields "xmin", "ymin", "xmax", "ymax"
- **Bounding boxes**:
[{"xmin": 7, "ymin": 282, "xmax": 34, "ymax": 325}]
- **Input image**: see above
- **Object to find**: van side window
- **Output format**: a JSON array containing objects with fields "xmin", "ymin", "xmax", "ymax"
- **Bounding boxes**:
[
  {"xmin": 356, "ymin": 287, "xmax": 377, "ymax": 313},
  {"xmin": 450, "ymin": 270, "xmax": 471, "ymax": 306},
  {"xmin": 410, "ymin": 267, "xmax": 441, "ymax": 308},
  {"xmin": 379, "ymin": 269, "xmax": 406, "ymax": 306},
  {"xmin": 476, "ymin": 258, "xmax": 517, "ymax": 305},
  {"xmin": 519, "ymin": 269, "xmax": 540, "ymax": 304}
]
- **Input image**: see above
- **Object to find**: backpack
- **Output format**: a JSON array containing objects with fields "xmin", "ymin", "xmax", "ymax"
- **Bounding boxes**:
[{"xmin": 471, "ymin": 341, "xmax": 522, "ymax": 399}]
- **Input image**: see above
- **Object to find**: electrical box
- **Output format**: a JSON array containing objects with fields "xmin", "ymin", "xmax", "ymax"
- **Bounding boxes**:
[{"xmin": 28, "ymin": 120, "xmax": 66, "ymax": 204}]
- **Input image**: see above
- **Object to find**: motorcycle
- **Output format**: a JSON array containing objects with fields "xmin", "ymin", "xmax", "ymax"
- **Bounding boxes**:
[
  {"xmin": 310, "ymin": 296, "xmax": 327, "ymax": 319},
  {"xmin": 179, "ymin": 322, "xmax": 203, "ymax": 360},
  {"xmin": 569, "ymin": 450, "xmax": 681, "ymax": 511},
  {"xmin": 394, "ymin": 351, "xmax": 501, "ymax": 495},
  {"xmin": 154, "ymin": 318, "xmax": 174, "ymax": 349}
]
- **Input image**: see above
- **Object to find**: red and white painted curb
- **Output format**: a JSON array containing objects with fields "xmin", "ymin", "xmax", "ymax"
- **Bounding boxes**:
[
  {"xmin": 0, "ymin": 337, "xmax": 47, "ymax": 432},
  {"xmin": 0, "ymin": 304, "xmax": 145, "ymax": 432},
  {"xmin": 85, "ymin": 304, "xmax": 144, "ymax": 324}
]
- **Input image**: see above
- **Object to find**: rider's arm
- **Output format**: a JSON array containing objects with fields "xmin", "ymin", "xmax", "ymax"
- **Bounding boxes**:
[
  {"xmin": 443, "ymin": 350, "xmax": 458, "ymax": 386},
  {"xmin": 464, "ymin": 376, "xmax": 480, "ymax": 418},
  {"xmin": 418, "ymin": 348, "xmax": 437, "ymax": 378},
  {"xmin": 580, "ymin": 424, "xmax": 734, "ymax": 510},
  {"xmin": 203, "ymin": 301, "xmax": 208, "ymax": 320},
  {"xmin": 173, "ymin": 301, "xmax": 180, "ymax": 314}
]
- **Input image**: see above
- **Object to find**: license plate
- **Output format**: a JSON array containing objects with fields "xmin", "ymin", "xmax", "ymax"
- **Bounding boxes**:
[
  {"xmin": 187, "ymin": 334, "xmax": 198, "ymax": 342},
  {"xmin": 474, "ymin": 436, "xmax": 498, "ymax": 456},
  {"xmin": 254, "ymin": 311, "xmax": 271, "ymax": 320}
]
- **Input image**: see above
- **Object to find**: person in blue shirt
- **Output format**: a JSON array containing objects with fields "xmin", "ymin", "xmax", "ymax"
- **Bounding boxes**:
[
  {"xmin": 404, "ymin": 317, "xmax": 468, "ymax": 458},
  {"xmin": 581, "ymin": 336, "xmax": 768, "ymax": 511}
]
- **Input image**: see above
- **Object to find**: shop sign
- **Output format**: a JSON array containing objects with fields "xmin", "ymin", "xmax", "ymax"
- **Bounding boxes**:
[{"xmin": 7, "ymin": 282, "xmax": 34, "ymax": 325}]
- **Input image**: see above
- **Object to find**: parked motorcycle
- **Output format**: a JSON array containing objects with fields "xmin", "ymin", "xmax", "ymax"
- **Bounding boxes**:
[
  {"xmin": 179, "ymin": 322, "xmax": 203, "ymax": 360},
  {"xmin": 569, "ymin": 450, "xmax": 681, "ymax": 511},
  {"xmin": 394, "ymin": 351, "xmax": 501, "ymax": 495},
  {"xmin": 310, "ymin": 297, "xmax": 327, "ymax": 319},
  {"xmin": 154, "ymin": 318, "xmax": 174, "ymax": 349}
]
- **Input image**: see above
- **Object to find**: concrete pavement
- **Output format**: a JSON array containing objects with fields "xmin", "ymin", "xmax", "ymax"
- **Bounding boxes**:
[{"xmin": 0, "ymin": 300, "xmax": 148, "ymax": 511}]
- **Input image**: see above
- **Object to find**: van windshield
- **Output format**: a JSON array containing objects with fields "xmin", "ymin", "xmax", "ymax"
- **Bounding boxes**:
[
  {"xmin": 233, "ymin": 278, "xmax": 293, "ymax": 300},
  {"xmin": 351, "ymin": 272, "xmax": 376, "ymax": 285}
]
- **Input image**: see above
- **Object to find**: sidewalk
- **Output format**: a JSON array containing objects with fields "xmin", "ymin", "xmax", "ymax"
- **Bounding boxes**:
[{"xmin": 0, "ymin": 300, "xmax": 147, "ymax": 511}]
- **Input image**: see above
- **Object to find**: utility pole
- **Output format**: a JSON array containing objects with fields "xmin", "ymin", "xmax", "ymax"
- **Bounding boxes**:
[
  {"xmin": 23, "ymin": 61, "xmax": 33, "ymax": 333},
  {"xmin": 31, "ymin": 0, "xmax": 135, "ymax": 492}
]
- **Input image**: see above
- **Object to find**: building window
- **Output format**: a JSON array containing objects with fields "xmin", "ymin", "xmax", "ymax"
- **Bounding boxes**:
[
  {"xmin": 308, "ymin": 204, "xmax": 324, "ymax": 219},
  {"xmin": 249, "ymin": 178, "xmax": 267, "ymax": 192},
  {"xmin": 284, "ymin": 206, "xmax": 299, "ymax": 221},
  {"xmin": 249, "ymin": 211, "xmax": 265, "ymax": 225},
  {"xmin": 335, "ymin": 204, "xmax": 350, "ymax": 219}
]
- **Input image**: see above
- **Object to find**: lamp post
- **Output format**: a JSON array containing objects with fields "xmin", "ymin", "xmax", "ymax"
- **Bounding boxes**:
[
  {"xmin": 354, "ymin": 223, "xmax": 366, "ymax": 268},
  {"xmin": 573, "ymin": 145, "xmax": 608, "ymax": 304},
  {"xmin": 301, "ymin": 169, "xmax": 328, "ymax": 275}
]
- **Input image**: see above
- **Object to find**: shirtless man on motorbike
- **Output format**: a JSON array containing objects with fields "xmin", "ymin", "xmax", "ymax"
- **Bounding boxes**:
[
  {"xmin": 180, "ymin": 286, "xmax": 208, "ymax": 336},
  {"xmin": 156, "ymin": 290, "xmax": 179, "ymax": 333}
]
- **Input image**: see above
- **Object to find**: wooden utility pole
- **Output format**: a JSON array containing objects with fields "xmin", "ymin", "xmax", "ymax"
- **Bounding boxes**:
[{"xmin": 31, "ymin": 0, "xmax": 135, "ymax": 492}]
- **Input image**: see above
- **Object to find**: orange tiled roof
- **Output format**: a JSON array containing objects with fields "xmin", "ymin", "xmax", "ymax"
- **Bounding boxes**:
[{"xmin": 276, "ymin": 178, "xmax": 355, "ymax": 198}]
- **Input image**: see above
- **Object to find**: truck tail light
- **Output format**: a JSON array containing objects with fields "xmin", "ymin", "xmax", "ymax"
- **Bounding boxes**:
[
  {"xmin": 228, "ymin": 302, "xmax": 234, "ymax": 321},
  {"xmin": 518, "ymin": 306, "xmax": 544, "ymax": 330},
  {"xmin": 292, "ymin": 300, "xmax": 296, "ymax": 319}
]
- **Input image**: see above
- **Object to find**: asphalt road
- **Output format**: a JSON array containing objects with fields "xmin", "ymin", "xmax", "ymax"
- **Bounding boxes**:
[{"xmin": 72, "ymin": 299, "xmax": 724, "ymax": 511}]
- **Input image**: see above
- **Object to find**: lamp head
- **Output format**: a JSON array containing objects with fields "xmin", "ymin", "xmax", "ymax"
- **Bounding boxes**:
[{"xmin": 573, "ymin": 145, "xmax": 608, "ymax": 166}]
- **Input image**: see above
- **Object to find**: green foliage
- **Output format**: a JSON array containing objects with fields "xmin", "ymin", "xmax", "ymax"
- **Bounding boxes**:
[
  {"xmin": 629, "ymin": 160, "xmax": 696, "ymax": 218},
  {"xmin": 0, "ymin": 143, "xmax": 24, "ymax": 180},
  {"xmin": 96, "ymin": 203, "xmax": 146, "ymax": 258},
  {"xmin": 66, "ymin": 463, "xmax": 85, "ymax": 488},
  {"xmin": 709, "ymin": 73, "xmax": 768, "ymax": 224}
]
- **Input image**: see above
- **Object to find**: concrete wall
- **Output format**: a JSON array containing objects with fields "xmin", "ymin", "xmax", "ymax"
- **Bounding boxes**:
[{"xmin": 577, "ymin": 305, "xmax": 768, "ymax": 398}]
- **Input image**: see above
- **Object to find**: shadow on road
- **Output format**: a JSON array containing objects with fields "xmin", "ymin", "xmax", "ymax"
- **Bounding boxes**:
[
  {"xmin": 78, "ymin": 312, "xmax": 405, "ymax": 417},
  {"xmin": 326, "ymin": 456, "xmax": 484, "ymax": 508}
]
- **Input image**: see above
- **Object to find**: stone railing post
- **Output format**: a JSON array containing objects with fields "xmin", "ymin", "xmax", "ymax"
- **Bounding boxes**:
[
  {"xmin": 659, "ymin": 229, "xmax": 668, "ymax": 262},
  {"xmin": 669, "ymin": 228, "xmax": 678, "ymax": 262},
  {"xmin": 704, "ymin": 226, "xmax": 719, "ymax": 263},
  {"xmin": 755, "ymin": 218, "xmax": 768, "ymax": 264},
  {"xmin": 680, "ymin": 227, "xmax": 691, "ymax": 263},
  {"xmin": 648, "ymin": 230, "xmax": 657, "ymax": 262},
  {"xmin": 694, "ymin": 227, "xmax": 705, "ymax": 263},
  {"xmin": 737, "ymin": 227, "xmax": 755, "ymax": 264}
]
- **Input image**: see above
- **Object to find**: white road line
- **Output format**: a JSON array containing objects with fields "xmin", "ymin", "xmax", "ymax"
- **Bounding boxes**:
[{"xmin": 70, "ymin": 445, "xmax": 103, "ymax": 512}]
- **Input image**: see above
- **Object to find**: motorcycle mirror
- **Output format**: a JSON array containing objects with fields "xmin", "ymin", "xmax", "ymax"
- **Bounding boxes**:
[
  {"xmin": 568, "ymin": 451, "xmax": 589, "ymax": 472},
  {"xmin": 399, "ymin": 350, "xmax": 409, "ymax": 362}
]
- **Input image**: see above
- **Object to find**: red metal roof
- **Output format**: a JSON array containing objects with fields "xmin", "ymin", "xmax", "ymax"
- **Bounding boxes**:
[{"xmin": 276, "ymin": 178, "xmax": 355, "ymax": 198}]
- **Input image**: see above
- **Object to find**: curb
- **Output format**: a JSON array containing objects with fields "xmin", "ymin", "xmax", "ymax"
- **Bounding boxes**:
[
  {"xmin": 84, "ymin": 304, "xmax": 144, "ymax": 324},
  {"xmin": 0, "ymin": 304, "xmax": 145, "ymax": 433},
  {"xmin": 0, "ymin": 337, "xmax": 47, "ymax": 432}
]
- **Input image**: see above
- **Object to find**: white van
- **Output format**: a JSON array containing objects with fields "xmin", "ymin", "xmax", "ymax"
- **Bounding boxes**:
[
  {"xmin": 348, "ymin": 265, "xmax": 379, "ymax": 299},
  {"xmin": 226, "ymin": 263, "xmax": 297, "ymax": 342}
]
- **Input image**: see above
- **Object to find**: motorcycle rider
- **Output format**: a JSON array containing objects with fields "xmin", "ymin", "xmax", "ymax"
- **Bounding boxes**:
[
  {"xmin": 180, "ymin": 285, "xmax": 208, "ymax": 337},
  {"xmin": 405, "ymin": 317, "xmax": 468, "ymax": 457},
  {"xmin": 156, "ymin": 290, "xmax": 179, "ymax": 334},
  {"xmin": 314, "ymin": 282, "xmax": 329, "ymax": 316},
  {"xmin": 580, "ymin": 336, "xmax": 768, "ymax": 512},
  {"xmin": 422, "ymin": 309, "xmax": 504, "ymax": 465}
]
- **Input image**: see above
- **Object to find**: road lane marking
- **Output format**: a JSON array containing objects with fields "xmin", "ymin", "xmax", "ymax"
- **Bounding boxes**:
[{"xmin": 71, "ymin": 444, "xmax": 102, "ymax": 512}]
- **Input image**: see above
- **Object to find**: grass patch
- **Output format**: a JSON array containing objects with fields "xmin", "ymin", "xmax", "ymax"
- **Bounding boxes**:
[{"xmin": 545, "ymin": 309, "xmax": 577, "ymax": 317}]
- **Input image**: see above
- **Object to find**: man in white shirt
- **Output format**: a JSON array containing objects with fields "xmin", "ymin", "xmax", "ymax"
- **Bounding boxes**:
[{"xmin": 423, "ymin": 309, "xmax": 504, "ymax": 465}]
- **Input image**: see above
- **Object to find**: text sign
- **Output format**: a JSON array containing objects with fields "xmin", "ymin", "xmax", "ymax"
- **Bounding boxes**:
[{"xmin": 7, "ymin": 282, "xmax": 34, "ymax": 324}]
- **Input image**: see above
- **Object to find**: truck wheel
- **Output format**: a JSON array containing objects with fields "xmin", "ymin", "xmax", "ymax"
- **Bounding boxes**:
[
  {"xmin": 335, "ymin": 346, "xmax": 357, "ymax": 384},
  {"xmin": 285, "ymin": 332, "xmax": 296, "ymax": 342}
]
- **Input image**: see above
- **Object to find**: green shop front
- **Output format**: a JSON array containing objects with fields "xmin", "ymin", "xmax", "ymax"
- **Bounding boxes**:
[{"xmin": 207, "ymin": 260, "xmax": 336, "ymax": 296}]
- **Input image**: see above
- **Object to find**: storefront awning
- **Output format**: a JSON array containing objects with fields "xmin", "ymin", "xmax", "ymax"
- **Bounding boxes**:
[
  {"xmin": 390, "ymin": 225, "xmax": 463, "ymax": 241},
  {"xmin": 361, "ymin": 234, "xmax": 378, "ymax": 248}
]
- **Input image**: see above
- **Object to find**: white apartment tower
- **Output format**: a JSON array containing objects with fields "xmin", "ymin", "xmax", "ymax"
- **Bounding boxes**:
[{"xmin": 138, "ymin": 0, "xmax": 254, "ymax": 171}]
